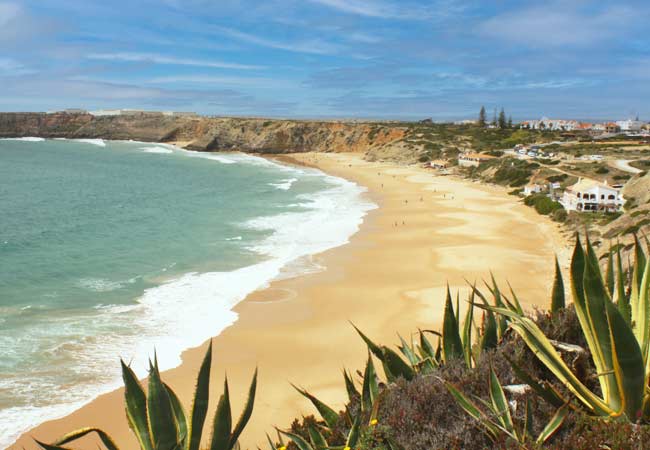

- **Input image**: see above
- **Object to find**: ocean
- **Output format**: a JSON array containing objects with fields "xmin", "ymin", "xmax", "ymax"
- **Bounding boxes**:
[{"xmin": 0, "ymin": 138, "xmax": 376, "ymax": 446}]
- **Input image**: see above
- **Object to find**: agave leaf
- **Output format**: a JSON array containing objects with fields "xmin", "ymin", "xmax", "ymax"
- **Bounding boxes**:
[
  {"xmin": 606, "ymin": 250, "xmax": 615, "ymax": 297},
  {"xmin": 506, "ymin": 282, "xmax": 524, "ymax": 315},
  {"xmin": 227, "ymin": 368, "xmax": 257, "ymax": 448},
  {"xmin": 418, "ymin": 329, "xmax": 436, "ymax": 359},
  {"xmin": 120, "ymin": 360, "xmax": 153, "ymax": 450},
  {"xmin": 551, "ymin": 256, "xmax": 566, "ymax": 313},
  {"xmin": 277, "ymin": 429, "xmax": 314, "ymax": 450},
  {"xmin": 488, "ymin": 367, "xmax": 515, "ymax": 434},
  {"xmin": 487, "ymin": 274, "xmax": 508, "ymax": 339},
  {"xmin": 616, "ymin": 246, "xmax": 631, "ymax": 323},
  {"xmin": 361, "ymin": 354, "xmax": 379, "ymax": 413},
  {"xmin": 265, "ymin": 433, "xmax": 276, "ymax": 450},
  {"xmin": 445, "ymin": 382, "xmax": 498, "ymax": 439},
  {"xmin": 345, "ymin": 414, "xmax": 361, "ymax": 448},
  {"xmin": 476, "ymin": 302, "xmax": 612, "ymax": 415},
  {"xmin": 442, "ymin": 287, "xmax": 463, "ymax": 362},
  {"xmin": 472, "ymin": 288, "xmax": 498, "ymax": 350},
  {"xmin": 605, "ymin": 299, "xmax": 645, "ymax": 419},
  {"xmin": 187, "ymin": 341, "xmax": 212, "ymax": 450},
  {"xmin": 569, "ymin": 237, "xmax": 614, "ymax": 410},
  {"xmin": 50, "ymin": 427, "xmax": 120, "ymax": 450},
  {"xmin": 583, "ymin": 238, "xmax": 620, "ymax": 411},
  {"xmin": 147, "ymin": 358, "xmax": 179, "ymax": 450},
  {"xmin": 35, "ymin": 440, "xmax": 73, "ymax": 450},
  {"xmin": 523, "ymin": 398, "xmax": 533, "ymax": 443},
  {"xmin": 633, "ymin": 246, "xmax": 650, "ymax": 371},
  {"xmin": 210, "ymin": 378, "xmax": 232, "ymax": 450},
  {"xmin": 164, "ymin": 383, "xmax": 188, "ymax": 445},
  {"xmin": 462, "ymin": 289, "xmax": 475, "ymax": 368},
  {"xmin": 292, "ymin": 384, "xmax": 339, "ymax": 429},
  {"xmin": 307, "ymin": 424, "xmax": 328, "ymax": 449},
  {"xmin": 381, "ymin": 346, "xmax": 415, "ymax": 381},
  {"xmin": 397, "ymin": 334, "xmax": 419, "ymax": 366},
  {"xmin": 343, "ymin": 369, "xmax": 359, "ymax": 403},
  {"xmin": 535, "ymin": 404, "xmax": 569, "ymax": 444},
  {"xmin": 351, "ymin": 323, "xmax": 383, "ymax": 360}
]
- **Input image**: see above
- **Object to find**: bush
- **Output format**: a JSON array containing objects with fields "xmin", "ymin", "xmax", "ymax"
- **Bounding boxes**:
[
  {"xmin": 595, "ymin": 166, "xmax": 609, "ymax": 174},
  {"xmin": 524, "ymin": 194, "xmax": 564, "ymax": 215},
  {"xmin": 552, "ymin": 208, "xmax": 568, "ymax": 222}
]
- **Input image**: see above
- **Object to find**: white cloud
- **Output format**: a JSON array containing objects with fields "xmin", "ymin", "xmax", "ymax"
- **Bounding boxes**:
[
  {"xmin": 148, "ymin": 74, "xmax": 294, "ymax": 88},
  {"xmin": 212, "ymin": 26, "xmax": 342, "ymax": 55},
  {"xmin": 306, "ymin": 0, "xmax": 460, "ymax": 20},
  {"xmin": 480, "ymin": 5, "xmax": 639, "ymax": 47},
  {"xmin": 86, "ymin": 52, "xmax": 264, "ymax": 70}
]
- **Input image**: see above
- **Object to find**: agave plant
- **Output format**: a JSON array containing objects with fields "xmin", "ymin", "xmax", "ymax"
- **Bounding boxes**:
[
  {"xmin": 37, "ymin": 341, "xmax": 258, "ymax": 450},
  {"xmin": 446, "ymin": 366, "xmax": 568, "ymax": 446},
  {"xmin": 353, "ymin": 281, "xmax": 511, "ymax": 379},
  {"xmin": 480, "ymin": 235, "xmax": 650, "ymax": 422}
]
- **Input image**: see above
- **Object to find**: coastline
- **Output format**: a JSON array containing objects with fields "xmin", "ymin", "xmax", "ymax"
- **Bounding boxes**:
[{"xmin": 11, "ymin": 152, "xmax": 571, "ymax": 450}]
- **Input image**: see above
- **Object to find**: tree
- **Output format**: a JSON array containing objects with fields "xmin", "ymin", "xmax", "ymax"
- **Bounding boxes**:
[
  {"xmin": 491, "ymin": 108, "xmax": 497, "ymax": 127},
  {"xmin": 498, "ymin": 108, "xmax": 507, "ymax": 129},
  {"xmin": 478, "ymin": 106, "xmax": 486, "ymax": 127},
  {"xmin": 508, "ymin": 116, "xmax": 513, "ymax": 129}
]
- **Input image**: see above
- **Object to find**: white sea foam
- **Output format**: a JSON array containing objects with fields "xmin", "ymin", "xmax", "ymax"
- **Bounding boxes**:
[
  {"xmin": 141, "ymin": 146, "xmax": 174, "ymax": 154},
  {"xmin": 124, "ymin": 164, "xmax": 376, "ymax": 374},
  {"xmin": 76, "ymin": 278, "xmax": 124, "ymax": 292},
  {"xmin": 269, "ymin": 177, "xmax": 298, "ymax": 190},
  {"xmin": 76, "ymin": 139, "xmax": 106, "ymax": 147},
  {"xmin": 0, "ymin": 137, "xmax": 45, "ymax": 142}
]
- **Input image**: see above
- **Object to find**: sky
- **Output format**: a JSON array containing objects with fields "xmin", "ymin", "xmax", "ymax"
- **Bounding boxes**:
[{"xmin": 0, "ymin": 0, "xmax": 649, "ymax": 120}]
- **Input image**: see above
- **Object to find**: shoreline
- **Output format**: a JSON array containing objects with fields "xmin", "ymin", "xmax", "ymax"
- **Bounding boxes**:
[{"xmin": 11, "ymin": 152, "xmax": 570, "ymax": 450}]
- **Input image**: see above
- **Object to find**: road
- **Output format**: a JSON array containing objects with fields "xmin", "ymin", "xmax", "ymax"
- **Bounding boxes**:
[{"xmin": 610, "ymin": 159, "xmax": 642, "ymax": 174}]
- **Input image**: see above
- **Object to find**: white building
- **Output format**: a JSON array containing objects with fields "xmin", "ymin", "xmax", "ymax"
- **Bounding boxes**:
[
  {"xmin": 457, "ymin": 153, "xmax": 497, "ymax": 167},
  {"xmin": 616, "ymin": 120, "xmax": 644, "ymax": 132},
  {"xmin": 523, "ymin": 183, "xmax": 545, "ymax": 196},
  {"xmin": 521, "ymin": 118, "xmax": 579, "ymax": 131},
  {"xmin": 560, "ymin": 178, "xmax": 624, "ymax": 213}
]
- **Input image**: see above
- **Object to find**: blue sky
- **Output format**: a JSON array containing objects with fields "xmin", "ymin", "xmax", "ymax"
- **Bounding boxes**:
[{"xmin": 0, "ymin": 0, "xmax": 649, "ymax": 120}]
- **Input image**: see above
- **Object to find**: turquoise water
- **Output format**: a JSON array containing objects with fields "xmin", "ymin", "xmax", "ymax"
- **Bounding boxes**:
[{"xmin": 0, "ymin": 138, "xmax": 375, "ymax": 446}]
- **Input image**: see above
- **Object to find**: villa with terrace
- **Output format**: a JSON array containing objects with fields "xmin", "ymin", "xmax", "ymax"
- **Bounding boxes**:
[{"xmin": 560, "ymin": 178, "xmax": 624, "ymax": 213}]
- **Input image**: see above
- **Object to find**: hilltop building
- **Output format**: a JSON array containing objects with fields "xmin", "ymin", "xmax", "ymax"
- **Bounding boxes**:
[{"xmin": 560, "ymin": 178, "xmax": 623, "ymax": 213}]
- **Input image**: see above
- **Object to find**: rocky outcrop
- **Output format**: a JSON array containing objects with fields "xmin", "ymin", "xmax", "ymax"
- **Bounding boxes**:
[{"xmin": 0, "ymin": 112, "xmax": 408, "ymax": 157}]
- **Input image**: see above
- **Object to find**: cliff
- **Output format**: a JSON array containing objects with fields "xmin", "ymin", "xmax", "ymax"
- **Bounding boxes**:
[{"xmin": 0, "ymin": 112, "xmax": 408, "ymax": 157}]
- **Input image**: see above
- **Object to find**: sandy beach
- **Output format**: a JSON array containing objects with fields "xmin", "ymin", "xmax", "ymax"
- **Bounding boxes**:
[{"xmin": 12, "ymin": 152, "xmax": 570, "ymax": 450}]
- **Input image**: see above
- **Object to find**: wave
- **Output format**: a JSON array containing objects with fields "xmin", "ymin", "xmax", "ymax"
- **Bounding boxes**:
[
  {"xmin": 140, "ymin": 146, "xmax": 174, "ymax": 154},
  {"xmin": 268, "ymin": 178, "xmax": 298, "ymax": 190},
  {"xmin": 76, "ymin": 139, "xmax": 106, "ymax": 147},
  {"xmin": 0, "ymin": 137, "xmax": 45, "ymax": 142}
]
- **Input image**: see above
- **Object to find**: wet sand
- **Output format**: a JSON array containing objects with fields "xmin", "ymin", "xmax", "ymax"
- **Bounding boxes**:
[{"xmin": 12, "ymin": 152, "xmax": 570, "ymax": 449}]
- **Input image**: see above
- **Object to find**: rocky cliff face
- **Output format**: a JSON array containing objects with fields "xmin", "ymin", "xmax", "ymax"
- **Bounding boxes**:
[{"xmin": 0, "ymin": 113, "xmax": 408, "ymax": 157}]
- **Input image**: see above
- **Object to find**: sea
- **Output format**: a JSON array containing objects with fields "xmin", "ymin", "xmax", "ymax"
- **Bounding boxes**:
[{"xmin": 0, "ymin": 138, "xmax": 376, "ymax": 446}]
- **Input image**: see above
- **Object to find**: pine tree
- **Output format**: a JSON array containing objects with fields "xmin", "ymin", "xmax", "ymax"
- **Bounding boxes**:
[
  {"xmin": 492, "ymin": 108, "xmax": 497, "ymax": 127},
  {"xmin": 508, "ymin": 115, "xmax": 513, "ymax": 129},
  {"xmin": 478, "ymin": 106, "xmax": 486, "ymax": 127},
  {"xmin": 498, "ymin": 108, "xmax": 507, "ymax": 129}
]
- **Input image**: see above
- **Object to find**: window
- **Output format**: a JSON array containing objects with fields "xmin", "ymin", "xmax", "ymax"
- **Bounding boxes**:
[{"xmin": 608, "ymin": 194, "xmax": 615, "ymax": 200}]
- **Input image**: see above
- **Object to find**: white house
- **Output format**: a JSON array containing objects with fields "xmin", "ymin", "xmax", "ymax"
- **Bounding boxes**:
[
  {"xmin": 560, "ymin": 178, "xmax": 624, "ymax": 213},
  {"xmin": 616, "ymin": 120, "xmax": 644, "ymax": 132}
]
